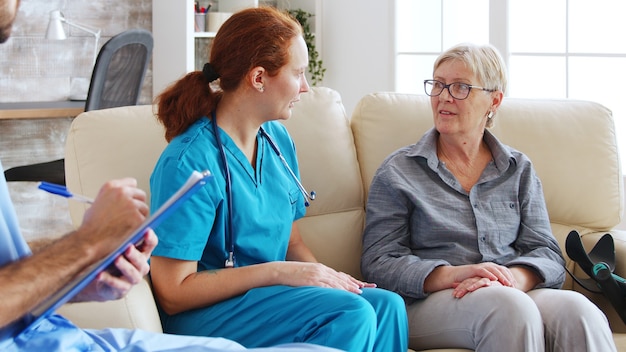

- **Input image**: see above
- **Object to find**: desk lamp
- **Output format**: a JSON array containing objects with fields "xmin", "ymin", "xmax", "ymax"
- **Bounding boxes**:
[
  {"xmin": 46, "ymin": 10, "xmax": 101, "ymax": 100},
  {"xmin": 46, "ymin": 10, "xmax": 101, "ymax": 66}
]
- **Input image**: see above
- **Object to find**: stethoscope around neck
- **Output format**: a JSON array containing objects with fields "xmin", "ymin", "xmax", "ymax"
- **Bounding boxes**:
[{"xmin": 211, "ymin": 111, "xmax": 315, "ymax": 268}]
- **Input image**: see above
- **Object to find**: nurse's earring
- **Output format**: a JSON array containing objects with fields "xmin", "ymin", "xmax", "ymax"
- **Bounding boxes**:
[
  {"xmin": 258, "ymin": 86, "xmax": 265, "ymax": 92},
  {"xmin": 486, "ymin": 111, "xmax": 494, "ymax": 120}
]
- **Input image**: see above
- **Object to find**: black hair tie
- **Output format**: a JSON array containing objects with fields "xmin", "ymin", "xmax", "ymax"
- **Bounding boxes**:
[{"xmin": 202, "ymin": 63, "xmax": 220, "ymax": 82}]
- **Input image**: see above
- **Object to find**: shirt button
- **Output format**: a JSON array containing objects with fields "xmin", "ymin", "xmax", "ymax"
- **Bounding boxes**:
[{"xmin": 481, "ymin": 237, "xmax": 486, "ymax": 242}]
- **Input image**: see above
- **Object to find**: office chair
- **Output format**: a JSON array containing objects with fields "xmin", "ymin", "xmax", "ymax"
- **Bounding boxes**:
[{"xmin": 4, "ymin": 29, "xmax": 154, "ymax": 185}]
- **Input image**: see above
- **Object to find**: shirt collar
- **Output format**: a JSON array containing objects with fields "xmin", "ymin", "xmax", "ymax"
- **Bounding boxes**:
[{"xmin": 406, "ymin": 128, "xmax": 517, "ymax": 173}]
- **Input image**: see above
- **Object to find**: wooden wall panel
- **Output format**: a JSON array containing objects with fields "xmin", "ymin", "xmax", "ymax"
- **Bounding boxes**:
[
  {"xmin": 0, "ymin": 0, "xmax": 152, "ymax": 241},
  {"xmin": 0, "ymin": 119, "xmax": 74, "ymax": 241}
]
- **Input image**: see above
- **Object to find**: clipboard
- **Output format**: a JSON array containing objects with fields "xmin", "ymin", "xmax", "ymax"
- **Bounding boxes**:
[{"xmin": 21, "ymin": 169, "xmax": 212, "ymax": 332}]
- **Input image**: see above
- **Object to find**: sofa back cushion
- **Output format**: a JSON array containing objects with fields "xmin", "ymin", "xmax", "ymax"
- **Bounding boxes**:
[
  {"xmin": 63, "ymin": 106, "xmax": 166, "ymax": 332},
  {"xmin": 492, "ymin": 98, "xmax": 622, "ymax": 230},
  {"xmin": 57, "ymin": 278, "xmax": 162, "ymax": 332},
  {"xmin": 65, "ymin": 104, "xmax": 167, "ymax": 226},
  {"xmin": 282, "ymin": 87, "xmax": 366, "ymax": 278},
  {"xmin": 351, "ymin": 92, "xmax": 623, "ymax": 232}
]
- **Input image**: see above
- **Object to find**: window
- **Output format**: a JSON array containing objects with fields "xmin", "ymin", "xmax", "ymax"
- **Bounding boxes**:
[{"xmin": 395, "ymin": 0, "xmax": 626, "ymax": 172}]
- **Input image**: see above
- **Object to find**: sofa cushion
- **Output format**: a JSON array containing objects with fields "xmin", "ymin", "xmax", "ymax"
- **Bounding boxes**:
[
  {"xmin": 64, "ymin": 104, "xmax": 167, "ymax": 227},
  {"xmin": 492, "ymin": 98, "xmax": 621, "ymax": 230},
  {"xmin": 282, "ymin": 87, "xmax": 365, "ymax": 278},
  {"xmin": 56, "ymin": 278, "xmax": 162, "ymax": 332}
]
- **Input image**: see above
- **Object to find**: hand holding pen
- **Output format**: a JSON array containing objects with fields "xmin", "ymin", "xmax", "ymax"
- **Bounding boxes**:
[{"xmin": 38, "ymin": 182, "xmax": 94, "ymax": 204}]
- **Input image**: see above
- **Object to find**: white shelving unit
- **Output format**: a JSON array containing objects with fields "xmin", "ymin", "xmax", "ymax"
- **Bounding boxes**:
[
  {"xmin": 194, "ymin": 32, "xmax": 217, "ymax": 38},
  {"xmin": 152, "ymin": 0, "xmax": 321, "ymax": 97}
]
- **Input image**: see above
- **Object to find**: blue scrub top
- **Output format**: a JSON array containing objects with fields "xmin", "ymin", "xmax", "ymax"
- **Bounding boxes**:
[
  {"xmin": 0, "ymin": 160, "xmax": 33, "ymax": 345},
  {"xmin": 150, "ymin": 116, "xmax": 307, "ymax": 270}
]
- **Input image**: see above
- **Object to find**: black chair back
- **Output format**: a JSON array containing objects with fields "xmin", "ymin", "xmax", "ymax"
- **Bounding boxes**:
[
  {"xmin": 85, "ymin": 29, "xmax": 153, "ymax": 111},
  {"xmin": 4, "ymin": 29, "xmax": 154, "ymax": 185}
]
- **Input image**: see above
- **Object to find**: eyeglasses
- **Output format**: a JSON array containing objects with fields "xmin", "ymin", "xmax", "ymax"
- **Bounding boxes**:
[{"xmin": 424, "ymin": 79, "xmax": 495, "ymax": 100}]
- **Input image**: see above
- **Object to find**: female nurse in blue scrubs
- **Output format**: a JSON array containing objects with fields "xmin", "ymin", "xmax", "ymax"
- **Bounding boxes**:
[{"xmin": 148, "ymin": 6, "xmax": 408, "ymax": 352}]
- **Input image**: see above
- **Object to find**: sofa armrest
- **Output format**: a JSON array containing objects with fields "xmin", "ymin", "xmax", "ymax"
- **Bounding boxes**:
[{"xmin": 56, "ymin": 277, "xmax": 162, "ymax": 333}]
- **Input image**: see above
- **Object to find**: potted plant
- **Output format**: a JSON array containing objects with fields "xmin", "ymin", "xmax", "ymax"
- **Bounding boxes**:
[{"xmin": 289, "ymin": 9, "xmax": 325, "ymax": 86}]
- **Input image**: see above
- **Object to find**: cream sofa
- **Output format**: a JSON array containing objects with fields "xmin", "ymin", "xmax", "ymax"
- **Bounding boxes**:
[{"xmin": 58, "ymin": 87, "xmax": 626, "ymax": 351}]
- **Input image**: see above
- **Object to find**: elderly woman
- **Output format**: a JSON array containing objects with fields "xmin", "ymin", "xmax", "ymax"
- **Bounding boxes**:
[{"xmin": 361, "ymin": 43, "xmax": 616, "ymax": 351}]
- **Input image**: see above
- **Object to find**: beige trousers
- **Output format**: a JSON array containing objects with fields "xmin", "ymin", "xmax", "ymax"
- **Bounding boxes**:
[{"xmin": 406, "ymin": 286, "xmax": 616, "ymax": 352}]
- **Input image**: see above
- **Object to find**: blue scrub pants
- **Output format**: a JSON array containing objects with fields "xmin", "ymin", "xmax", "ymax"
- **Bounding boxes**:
[{"xmin": 161, "ymin": 286, "xmax": 408, "ymax": 352}]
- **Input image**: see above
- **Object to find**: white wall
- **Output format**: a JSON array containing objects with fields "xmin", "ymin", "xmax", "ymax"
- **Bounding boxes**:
[{"xmin": 319, "ymin": 0, "xmax": 395, "ymax": 117}]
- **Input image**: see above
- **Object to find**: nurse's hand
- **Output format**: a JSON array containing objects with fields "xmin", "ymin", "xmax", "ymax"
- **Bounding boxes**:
[{"xmin": 279, "ymin": 261, "xmax": 376, "ymax": 294}]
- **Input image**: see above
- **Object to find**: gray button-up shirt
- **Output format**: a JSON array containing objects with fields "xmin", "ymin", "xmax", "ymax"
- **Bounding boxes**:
[{"xmin": 361, "ymin": 128, "xmax": 565, "ymax": 302}]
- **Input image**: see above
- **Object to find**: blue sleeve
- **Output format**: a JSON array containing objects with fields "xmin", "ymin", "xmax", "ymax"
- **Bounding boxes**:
[{"xmin": 150, "ymin": 127, "xmax": 224, "ymax": 261}]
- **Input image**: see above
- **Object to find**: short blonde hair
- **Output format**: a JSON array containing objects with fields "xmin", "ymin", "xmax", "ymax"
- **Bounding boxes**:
[{"xmin": 433, "ymin": 43, "xmax": 508, "ymax": 95}]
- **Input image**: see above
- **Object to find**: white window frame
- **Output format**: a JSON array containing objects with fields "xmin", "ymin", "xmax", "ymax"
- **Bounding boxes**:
[{"xmin": 394, "ymin": 0, "xmax": 626, "ymax": 174}]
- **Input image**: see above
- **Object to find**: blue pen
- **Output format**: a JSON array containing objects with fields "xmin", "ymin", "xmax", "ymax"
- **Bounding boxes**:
[{"xmin": 38, "ymin": 182, "xmax": 94, "ymax": 204}]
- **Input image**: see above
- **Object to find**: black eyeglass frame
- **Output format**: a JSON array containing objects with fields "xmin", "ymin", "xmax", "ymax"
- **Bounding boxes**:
[{"xmin": 424, "ymin": 79, "xmax": 496, "ymax": 100}]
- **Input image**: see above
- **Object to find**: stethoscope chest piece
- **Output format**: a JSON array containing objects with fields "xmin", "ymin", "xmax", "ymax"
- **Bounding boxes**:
[{"xmin": 225, "ymin": 252, "xmax": 235, "ymax": 268}]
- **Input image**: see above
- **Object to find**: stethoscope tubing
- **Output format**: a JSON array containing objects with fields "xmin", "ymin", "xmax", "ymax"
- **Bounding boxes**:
[
  {"xmin": 259, "ymin": 128, "xmax": 316, "ymax": 205},
  {"xmin": 211, "ymin": 112, "xmax": 314, "ymax": 267},
  {"xmin": 213, "ymin": 112, "xmax": 236, "ymax": 267}
]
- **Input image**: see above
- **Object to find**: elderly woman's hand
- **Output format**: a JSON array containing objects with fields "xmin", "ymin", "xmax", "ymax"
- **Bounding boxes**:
[
  {"xmin": 425, "ymin": 262, "xmax": 517, "ymax": 294},
  {"xmin": 449, "ymin": 262, "xmax": 522, "ymax": 298},
  {"xmin": 454, "ymin": 262, "xmax": 516, "ymax": 286},
  {"xmin": 451, "ymin": 276, "xmax": 505, "ymax": 298}
]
